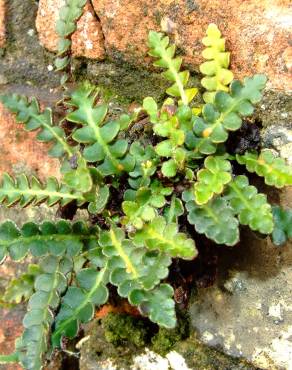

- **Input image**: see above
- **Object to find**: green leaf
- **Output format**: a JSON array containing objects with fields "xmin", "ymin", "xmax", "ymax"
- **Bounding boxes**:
[
  {"xmin": 271, "ymin": 206, "xmax": 292, "ymax": 246},
  {"xmin": 143, "ymin": 97, "xmax": 158, "ymax": 123},
  {"xmin": 194, "ymin": 156, "xmax": 231, "ymax": 204},
  {"xmin": 161, "ymin": 159, "xmax": 177, "ymax": 177},
  {"xmin": 129, "ymin": 143, "xmax": 158, "ymax": 190},
  {"xmin": 224, "ymin": 175, "xmax": 274, "ymax": 234},
  {"xmin": 132, "ymin": 216, "xmax": 197, "ymax": 260},
  {"xmin": 183, "ymin": 192, "xmax": 239, "ymax": 246},
  {"xmin": 236, "ymin": 150, "xmax": 292, "ymax": 188},
  {"xmin": 63, "ymin": 156, "xmax": 93, "ymax": 193},
  {"xmin": 88, "ymin": 185, "xmax": 110, "ymax": 214}
]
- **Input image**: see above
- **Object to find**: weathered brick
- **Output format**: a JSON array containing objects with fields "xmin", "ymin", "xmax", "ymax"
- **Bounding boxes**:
[
  {"xmin": 36, "ymin": 0, "xmax": 105, "ymax": 60},
  {"xmin": 0, "ymin": 102, "xmax": 60, "ymax": 179}
]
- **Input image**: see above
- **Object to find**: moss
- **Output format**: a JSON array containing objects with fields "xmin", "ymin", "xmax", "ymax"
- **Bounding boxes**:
[
  {"xmin": 85, "ymin": 60, "xmax": 169, "ymax": 104},
  {"xmin": 80, "ymin": 314, "xmax": 260, "ymax": 370},
  {"xmin": 151, "ymin": 313, "xmax": 189, "ymax": 355},
  {"xmin": 102, "ymin": 313, "xmax": 150, "ymax": 347},
  {"xmin": 173, "ymin": 334, "xmax": 259, "ymax": 370}
]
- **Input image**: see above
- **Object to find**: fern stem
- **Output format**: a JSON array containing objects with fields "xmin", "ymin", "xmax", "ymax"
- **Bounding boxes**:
[
  {"xmin": 0, "ymin": 234, "xmax": 96, "ymax": 248},
  {"xmin": 109, "ymin": 229, "xmax": 138, "ymax": 278},
  {"xmin": 86, "ymin": 111, "xmax": 123, "ymax": 171},
  {"xmin": 161, "ymin": 52, "xmax": 188, "ymax": 105},
  {"xmin": 32, "ymin": 113, "xmax": 73, "ymax": 157}
]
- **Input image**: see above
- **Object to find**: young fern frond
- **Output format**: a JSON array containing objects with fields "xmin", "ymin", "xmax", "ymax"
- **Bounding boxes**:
[
  {"xmin": 65, "ymin": 84, "xmax": 135, "ymax": 175},
  {"xmin": 0, "ymin": 94, "xmax": 73, "ymax": 158},
  {"xmin": 122, "ymin": 183, "xmax": 172, "ymax": 229},
  {"xmin": 186, "ymin": 74, "xmax": 267, "ymax": 157},
  {"xmin": 55, "ymin": 0, "xmax": 87, "ymax": 85},
  {"xmin": 148, "ymin": 31, "xmax": 197, "ymax": 105},
  {"xmin": 128, "ymin": 142, "xmax": 158, "ymax": 189},
  {"xmin": 224, "ymin": 175, "xmax": 274, "ymax": 234},
  {"xmin": 143, "ymin": 97, "xmax": 191, "ymax": 177},
  {"xmin": 131, "ymin": 215, "xmax": 197, "ymax": 260},
  {"xmin": 200, "ymin": 23, "xmax": 234, "ymax": 103},
  {"xmin": 0, "ymin": 173, "xmax": 86, "ymax": 208},
  {"xmin": 193, "ymin": 156, "xmax": 232, "ymax": 204},
  {"xmin": 236, "ymin": 150, "xmax": 292, "ymax": 188}
]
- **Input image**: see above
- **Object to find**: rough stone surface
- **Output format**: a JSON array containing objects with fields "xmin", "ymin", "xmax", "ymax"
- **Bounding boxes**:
[
  {"xmin": 92, "ymin": 0, "xmax": 292, "ymax": 91},
  {"xmin": 262, "ymin": 125, "xmax": 292, "ymax": 164},
  {"xmin": 0, "ymin": 0, "xmax": 59, "ymax": 87},
  {"xmin": 36, "ymin": 0, "xmax": 105, "ymax": 59},
  {"xmin": 0, "ymin": 0, "xmax": 5, "ymax": 48},
  {"xmin": 189, "ymin": 188, "xmax": 292, "ymax": 370}
]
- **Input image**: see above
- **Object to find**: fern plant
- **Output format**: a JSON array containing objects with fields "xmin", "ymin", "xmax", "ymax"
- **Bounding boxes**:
[{"xmin": 0, "ymin": 7, "xmax": 291, "ymax": 369}]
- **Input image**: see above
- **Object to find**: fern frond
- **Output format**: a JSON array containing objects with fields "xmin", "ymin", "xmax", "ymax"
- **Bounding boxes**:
[
  {"xmin": 0, "ymin": 220, "xmax": 98, "ymax": 262},
  {"xmin": 17, "ymin": 255, "xmax": 73, "ymax": 370},
  {"xmin": 224, "ymin": 175, "xmax": 274, "ymax": 234},
  {"xmin": 236, "ymin": 150, "xmax": 292, "ymax": 188},
  {"xmin": 200, "ymin": 24, "xmax": 234, "ymax": 103},
  {"xmin": 0, "ymin": 173, "xmax": 86, "ymax": 208},
  {"xmin": 186, "ymin": 75, "xmax": 267, "ymax": 156},
  {"xmin": 99, "ymin": 226, "xmax": 175, "ymax": 326},
  {"xmin": 0, "ymin": 94, "xmax": 73, "ymax": 158},
  {"xmin": 66, "ymin": 84, "xmax": 135, "ymax": 176},
  {"xmin": 128, "ymin": 142, "xmax": 158, "ymax": 189},
  {"xmin": 183, "ymin": 190, "xmax": 239, "ymax": 246},
  {"xmin": 148, "ymin": 31, "xmax": 197, "ymax": 105}
]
